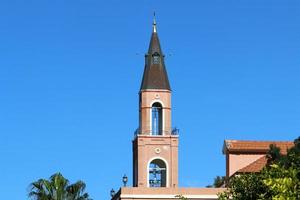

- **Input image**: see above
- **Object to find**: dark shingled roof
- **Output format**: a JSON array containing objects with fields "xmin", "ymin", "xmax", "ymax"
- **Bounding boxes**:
[{"xmin": 140, "ymin": 24, "xmax": 171, "ymax": 91}]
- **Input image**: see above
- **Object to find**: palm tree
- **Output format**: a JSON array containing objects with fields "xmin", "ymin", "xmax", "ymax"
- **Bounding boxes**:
[{"xmin": 29, "ymin": 173, "xmax": 92, "ymax": 200}]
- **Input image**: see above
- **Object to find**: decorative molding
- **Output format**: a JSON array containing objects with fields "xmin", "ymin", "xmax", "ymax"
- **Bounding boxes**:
[{"xmin": 120, "ymin": 194, "xmax": 218, "ymax": 199}]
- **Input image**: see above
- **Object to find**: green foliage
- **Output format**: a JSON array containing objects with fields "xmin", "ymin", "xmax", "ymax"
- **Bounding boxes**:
[
  {"xmin": 285, "ymin": 137, "xmax": 300, "ymax": 168},
  {"xmin": 262, "ymin": 164, "xmax": 300, "ymax": 200},
  {"xmin": 28, "ymin": 172, "xmax": 92, "ymax": 200},
  {"xmin": 267, "ymin": 144, "xmax": 282, "ymax": 164},
  {"xmin": 175, "ymin": 194, "xmax": 187, "ymax": 200},
  {"xmin": 218, "ymin": 173, "xmax": 269, "ymax": 200},
  {"xmin": 218, "ymin": 136, "xmax": 300, "ymax": 200},
  {"xmin": 207, "ymin": 176, "xmax": 226, "ymax": 188}
]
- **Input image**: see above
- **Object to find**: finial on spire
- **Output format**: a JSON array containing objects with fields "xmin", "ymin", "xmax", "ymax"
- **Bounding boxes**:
[{"xmin": 153, "ymin": 11, "xmax": 157, "ymax": 33}]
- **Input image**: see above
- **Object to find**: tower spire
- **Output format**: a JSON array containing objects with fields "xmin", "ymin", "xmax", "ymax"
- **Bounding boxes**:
[{"xmin": 140, "ymin": 15, "xmax": 171, "ymax": 91}]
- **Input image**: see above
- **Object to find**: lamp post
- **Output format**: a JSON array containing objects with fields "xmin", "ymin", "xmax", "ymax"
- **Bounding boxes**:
[
  {"xmin": 110, "ymin": 189, "xmax": 115, "ymax": 198},
  {"xmin": 122, "ymin": 174, "xmax": 128, "ymax": 187}
]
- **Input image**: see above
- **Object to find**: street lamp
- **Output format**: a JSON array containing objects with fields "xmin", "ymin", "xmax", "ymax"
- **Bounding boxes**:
[
  {"xmin": 122, "ymin": 174, "xmax": 128, "ymax": 187},
  {"xmin": 110, "ymin": 188, "xmax": 115, "ymax": 198}
]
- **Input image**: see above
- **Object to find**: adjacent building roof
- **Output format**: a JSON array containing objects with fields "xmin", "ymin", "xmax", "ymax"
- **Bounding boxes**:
[
  {"xmin": 224, "ymin": 140, "xmax": 294, "ymax": 175},
  {"xmin": 223, "ymin": 140, "xmax": 294, "ymax": 154},
  {"xmin": 140, "ymin": 21, "xmax": 171, "ymax": 91},
  {"xmin": 237, "ymin": 156, "xmax": 268, "ymax": 173}
]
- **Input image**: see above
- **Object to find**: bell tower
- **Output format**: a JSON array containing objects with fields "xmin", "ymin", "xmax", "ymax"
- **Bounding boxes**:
[{"xmin": 132, "ymin": 18, "xmax": 179, "ymax": 188}]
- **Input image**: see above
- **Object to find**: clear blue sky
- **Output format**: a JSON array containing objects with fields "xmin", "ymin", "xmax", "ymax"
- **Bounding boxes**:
[{"xmin": 0, "ymin": 0, "xmax": 299, "ymax": 199}]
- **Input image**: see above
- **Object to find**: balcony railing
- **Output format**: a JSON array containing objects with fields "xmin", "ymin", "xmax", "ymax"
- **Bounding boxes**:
[
  {"xmin": 134, "ymin": 127, "xmax": 179, "ymax": 137},
  {"xmin": 172, "ymin": 127, "xmax": 179, "ymax": 135}
]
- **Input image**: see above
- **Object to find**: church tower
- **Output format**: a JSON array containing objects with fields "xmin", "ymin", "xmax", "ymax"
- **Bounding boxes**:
[
  {"xmin": 132, "ymin": 18, "xmax": 179, "ymax": 188},
  {"xmin": 111, "ymin": 16, "xmax": 224, "ymax": 200}
]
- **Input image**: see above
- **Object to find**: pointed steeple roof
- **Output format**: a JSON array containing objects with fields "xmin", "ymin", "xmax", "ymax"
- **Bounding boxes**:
[{"xmin": 140, "ymin": 17, "xmax": 171, "ymax": 91}]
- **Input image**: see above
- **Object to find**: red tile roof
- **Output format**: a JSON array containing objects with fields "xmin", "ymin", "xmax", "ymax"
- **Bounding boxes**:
[
  {"xmin": 223, "ymin": 140, "xmax": 294, "ymax": 154},
  {"xmin": 237, "ymin": 156, "xmax": 268, "ymax": 173}
]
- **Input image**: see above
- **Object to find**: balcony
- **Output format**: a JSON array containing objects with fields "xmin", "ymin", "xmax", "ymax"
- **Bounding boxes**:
[{"xmin": 134, "ymin": 127, "xmax": 179, "ymax": 137}]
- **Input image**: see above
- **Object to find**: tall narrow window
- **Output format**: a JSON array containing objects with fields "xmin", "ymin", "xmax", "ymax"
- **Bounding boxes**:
[
  {"xmin": 149, "ymin": 159, "xmax": 167, "ymax": 187},
  {"xmin": 152, "ymin": 102, "xmax": 162, "ymax": 135}
]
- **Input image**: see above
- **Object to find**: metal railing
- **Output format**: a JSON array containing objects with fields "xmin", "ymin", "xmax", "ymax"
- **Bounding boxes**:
[{"xmin": 134, "ymin": 127, "xmax": 179, "ymax": 136}]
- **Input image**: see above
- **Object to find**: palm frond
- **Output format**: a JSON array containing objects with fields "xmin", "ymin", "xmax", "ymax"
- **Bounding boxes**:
[{"xmin": 28, "ymin": 172, "xmax": 91, "ymax": 200}]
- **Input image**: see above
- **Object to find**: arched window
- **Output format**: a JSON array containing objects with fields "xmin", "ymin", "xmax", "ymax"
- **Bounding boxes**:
[
  {"xmin": 149, "ymin": 159, "xmax": 167, "ymax": 187},
  {"xmin": 152, "ymin": 102, "xmax": 162, "ymax": 135},
  {"xmin": 152, "ymin": 52, "xmax": 160, "ymax": 64}
]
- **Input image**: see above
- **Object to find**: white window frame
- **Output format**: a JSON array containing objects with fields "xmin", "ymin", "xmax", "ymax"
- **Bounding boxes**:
[
  {"xmin": 147, "ymin": 157, "xmax": 169, "ymax": 188},
  {"xmin": 149, "ymin": 100, "xmax": 165, "ymax": 136}
]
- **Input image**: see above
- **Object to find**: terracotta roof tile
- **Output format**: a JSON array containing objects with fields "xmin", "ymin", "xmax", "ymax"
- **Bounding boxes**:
[
  {"xmin": 224, "ymin": 140, "xmax": 293, "ymax": 154},
  {"xmin": 237, "ymin": 156, "xmax": 268, "ymax": 173}
]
